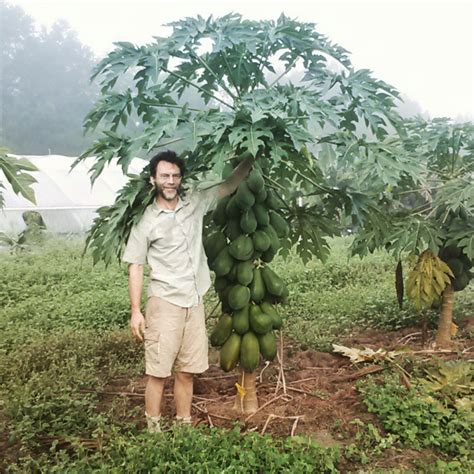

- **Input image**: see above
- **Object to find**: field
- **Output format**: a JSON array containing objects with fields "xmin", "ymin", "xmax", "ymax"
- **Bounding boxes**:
[{"xmin": 1, "ymin": 237, "xmax": 472, "ymax": 473}]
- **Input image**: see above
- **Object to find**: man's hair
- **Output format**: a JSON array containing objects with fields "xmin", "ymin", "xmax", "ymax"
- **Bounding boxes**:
[{"xmin": 149, "ymin": 150, "xmax": 186, "ymax": 179}]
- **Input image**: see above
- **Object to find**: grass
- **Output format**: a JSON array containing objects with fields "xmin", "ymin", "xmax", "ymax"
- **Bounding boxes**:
[{"xmin": 1, "ymin": 236, "xmax": 472, "ymax": 472}]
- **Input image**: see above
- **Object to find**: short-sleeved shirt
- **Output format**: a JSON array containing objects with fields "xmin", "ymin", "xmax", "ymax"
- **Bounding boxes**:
[{"xmin": 122, "ymin": 184, "xmax": 220, "ymax": 308}]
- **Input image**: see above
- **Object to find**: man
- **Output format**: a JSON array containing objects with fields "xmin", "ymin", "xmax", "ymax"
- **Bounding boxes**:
[{"xmin": 122, "ymin": 149, "xmax": 253, "ymax": 433}]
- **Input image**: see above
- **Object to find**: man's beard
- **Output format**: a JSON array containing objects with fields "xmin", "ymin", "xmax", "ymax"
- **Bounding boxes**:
[{"xmin": 156, "ymin": 184, "xmax": 180, "ymax": 201}]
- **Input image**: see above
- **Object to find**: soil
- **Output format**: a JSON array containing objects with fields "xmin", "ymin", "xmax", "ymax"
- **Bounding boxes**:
[
  {"xmin": 2, "ymin": 325, "xmax": 471, "ymax": 471},
  {"xmin": 102, "ymin": 324, "xmax": 472, "ymax": 471}
]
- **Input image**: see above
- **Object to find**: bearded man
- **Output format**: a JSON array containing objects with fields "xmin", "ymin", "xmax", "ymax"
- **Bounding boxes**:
[{"xmin": 122, "ymin": 150, "xmax": 253, "ymax": 432}]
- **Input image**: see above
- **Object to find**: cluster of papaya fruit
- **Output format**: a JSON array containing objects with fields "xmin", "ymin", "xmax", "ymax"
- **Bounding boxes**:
[
  {"xmin": 204, "ymin": 160, "xmax": 289, "ymax": 373},
  {"xmin": 438, "ymin": 245, "xmax": 473, "ymax": 292},
  {"xmin": 435, "ymin": 205, "xmax": 472, "ymax": 292}
]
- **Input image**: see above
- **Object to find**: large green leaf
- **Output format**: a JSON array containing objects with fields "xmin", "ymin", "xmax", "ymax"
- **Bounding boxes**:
[{"xmin": 0, "ymin": 151, "xmax": 38, "ymax": 206}]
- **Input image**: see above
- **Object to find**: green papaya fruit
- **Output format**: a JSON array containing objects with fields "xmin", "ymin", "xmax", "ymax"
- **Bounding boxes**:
[
  {"xmin": 240, "ymin": 208, "xmax": 258, "ymax": 234},
  {"xmin": 228, "ymin": 284, "xmax": 251, "ymax": 310},
  {"xmin": 228, "ymin": 235, "xmax": 254, "ymax": 261},
  {"xmin": 249, "ymin": 304, "xmax": 273, "ymax": 334},
  {"xmin": 269, "ymin": 210, "xmax": 289, "ymax": 238},
  {"xmin": 210, "ymin": 313, "xmax": 233, "ymax": 347},
  {"xmin": 240, "ymin": 332, "xmax": 260, "ymax": 371},
  {"xmin": 204, "ymin": 231, "xmax": 227, "ymax": 262},
  {"xmin": 250, "ymin": 267, "xmax": 266, "ymax": 303},
  {"xmin": 220, "ymin": 333, "xmax": 241, "ymax": 372},
  {"xmin": 233, "ymin": 305, "xmax": 250, "ymax": 335},
  {"xmin": 225, "ymin": 220, "xmax": 242, "ymax": 241},
  {"xmin": 252, "ymin": 230, "xmax": 271, "ymax": 252},
  {"xmin": 459, "ymin": 253, "xmax": 473, "ymax": 270},
  {"xmin": 236, "ymin": 260, "xmax": 254, "ymax": 286},
  {"xmin": 225, "ymin": 195, "xmax": 241, "ymax": 219},
  {"xmin": 227, "ymin": 262, "xmax": 238, "ymax": 282},
  {"xmin": 265, "ymin": 189, "xmax": 280, "ymax": 210},
  {"xmin": 246, "ymin": 169, "xmax": 265, "ymax": 193},
  {"xmin": 261, "ymin": 247, "xmax": 277, "ymax": 263},
  {"xmin": 261, "ymin": 225, "xmax": 280, "ymax": 253},
  {"xmin": 258, "ymin": 331, "xmax": 277, "ymax": 361},
  {"xmin": 212, "ymin": 196, "xmax": 230, "ymax": 226},
  {"xmin": 453, "ymin": 272, "xmax": 470, "ymax": 292},
  {"xmin": 439, "ymin": 245, "xmax": 462, "ymax": 260},
  {"xmin": 212, "ymin": 247, "xmax": 234, "ymax": 277},
  {"xmin": 214, "ymin": 276, "xmax": 229, "ymax": 293},
  {"xmin": 446, "ymin": 258, "xmax": 464, "ymax": 278},
  {"xmin": 254, "ymin": 187, "xmax": 267, "ymax": 204},
  {"xmin": 261, "ymin": 266, "xmax": 285, "ymax": 297},
  {"xmin": 260, "ymin": 301, "xmax": 283, "ymax": 330},
  {"xmin": 253, "ymin": 204, "xmax": 270, "ymax": 227},
  {"xmin": 235, "ymin": 181, "xmax": 255, "ymax": 209}
]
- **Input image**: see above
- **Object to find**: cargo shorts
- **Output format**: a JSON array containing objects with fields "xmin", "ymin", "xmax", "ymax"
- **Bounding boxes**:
[{"xmin": 144, "ymin": 296, "xmax": 209, "ymax": 378}]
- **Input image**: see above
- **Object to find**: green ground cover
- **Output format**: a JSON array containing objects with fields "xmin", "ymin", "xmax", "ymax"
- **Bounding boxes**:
[{"xmin": 0, "ymin": 237, "xmax": 472, "ymax": 472}]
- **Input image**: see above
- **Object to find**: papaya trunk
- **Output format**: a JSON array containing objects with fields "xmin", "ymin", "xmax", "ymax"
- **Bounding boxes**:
[
  {"xmin": 435, "ymin": 283, "xmax": 454, "ymax": 348},
  {"xmin": 233, "ymin": 369, "xmax": 258, "ymax": 414}
]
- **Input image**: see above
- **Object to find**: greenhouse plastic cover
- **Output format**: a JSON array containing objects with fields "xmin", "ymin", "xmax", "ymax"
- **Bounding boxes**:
[{"xmin": 1, "ymin": 155, "xmax": 147, "ymax": 234}]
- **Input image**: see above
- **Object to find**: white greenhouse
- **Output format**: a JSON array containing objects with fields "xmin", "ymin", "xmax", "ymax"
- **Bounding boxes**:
[{"xmin": 1, "ymin": 155, "xmax": 146, "ymax": 235}]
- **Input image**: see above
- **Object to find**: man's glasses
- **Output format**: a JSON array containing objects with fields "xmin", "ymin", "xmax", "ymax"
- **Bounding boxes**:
[{"xmin": 157, "ymin": 173, "xmax": 182, "ymax": 181}]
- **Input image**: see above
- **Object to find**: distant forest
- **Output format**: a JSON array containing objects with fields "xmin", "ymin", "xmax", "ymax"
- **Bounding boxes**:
[
  {"xmin": 1, "ymin": 1, "xmax": 100, "ymax": 155},
  {"xmin": 0, "ymin": 1, "xmax": 426, "ymax": 157}
]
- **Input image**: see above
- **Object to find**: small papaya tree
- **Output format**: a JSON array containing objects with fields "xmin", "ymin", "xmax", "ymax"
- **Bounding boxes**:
[
  {"xmin": 352, "ymin": 117, "xmax": 474, "ymax": 348},
  {"xmin": 77, "ymin": 14, "xmax": 422, "ymax": 412}
]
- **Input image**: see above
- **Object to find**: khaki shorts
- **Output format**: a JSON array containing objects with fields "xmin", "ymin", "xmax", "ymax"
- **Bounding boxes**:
[{"xmin": 144, "ymin": 296, "xmax": 209, "ymax": 378}]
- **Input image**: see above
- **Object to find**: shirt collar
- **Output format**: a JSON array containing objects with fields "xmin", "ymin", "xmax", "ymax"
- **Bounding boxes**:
[{"xmin": 151, "ymin": 196, "xmax": 190, "ymax": 215}]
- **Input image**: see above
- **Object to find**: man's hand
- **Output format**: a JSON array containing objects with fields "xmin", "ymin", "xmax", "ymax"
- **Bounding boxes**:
[{"xmin": 130, "ymin": 310, "xmax": 146, "ymax": 342}]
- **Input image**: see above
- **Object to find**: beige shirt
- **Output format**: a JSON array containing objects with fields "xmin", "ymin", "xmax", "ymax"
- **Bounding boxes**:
[{"xmin": 122, "ymin": 184, "xmax": 220, "ymax": 308}]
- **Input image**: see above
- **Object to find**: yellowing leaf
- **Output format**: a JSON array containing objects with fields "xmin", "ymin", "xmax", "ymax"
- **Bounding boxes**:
[
  {"xmin": 235, "ymin": 383, "xmax": 246, "ymax": 398},
  {"xmin": 406, "ymin": 250, "xmax": 453, "ymax": 311}
]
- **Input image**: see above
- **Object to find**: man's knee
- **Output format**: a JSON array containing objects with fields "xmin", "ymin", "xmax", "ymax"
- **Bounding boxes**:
[
  {"xmin": 147, "ymin": 374, "xmax": 167, "ymax": 386},
  {"xmin": 175, "ymin": 371, "xmax": 194, "ymax": 382}
]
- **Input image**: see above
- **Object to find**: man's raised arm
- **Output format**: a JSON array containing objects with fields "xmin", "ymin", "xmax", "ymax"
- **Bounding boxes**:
[{"xmin": 218, "ymin": 154, "xmax": 255, "ymax": 198}]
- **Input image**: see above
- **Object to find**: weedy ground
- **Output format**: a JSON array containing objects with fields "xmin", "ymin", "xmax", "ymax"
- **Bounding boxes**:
[{"xmin": 0, "ymin": 236, "xmax": 472, "ymax": 473}]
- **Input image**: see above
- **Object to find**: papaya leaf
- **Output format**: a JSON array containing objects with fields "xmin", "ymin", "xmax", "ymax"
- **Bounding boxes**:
[{"xmin": 0, "ymin": 152, "xmax": 38, "ymax": 205}]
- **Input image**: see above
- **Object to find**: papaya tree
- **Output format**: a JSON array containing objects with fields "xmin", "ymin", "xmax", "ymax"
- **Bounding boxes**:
[
  {"xmin": 352, "ymin": 117, "xmax": 474, "ymax": 348},
  {"xmin": 0, "ymin": 147, "xmax": 38, "ymax": 208},
  {"xmin": 76, "ymin": 14, "xmax": 423, "ymax": 413}
]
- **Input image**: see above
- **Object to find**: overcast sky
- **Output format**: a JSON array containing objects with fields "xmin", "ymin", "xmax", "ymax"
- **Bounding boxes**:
[{"xmin": 6, "ymin": 0, "xmax": 474, "ymax": 120}]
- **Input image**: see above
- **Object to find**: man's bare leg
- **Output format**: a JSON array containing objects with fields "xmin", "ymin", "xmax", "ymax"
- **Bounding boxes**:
[
  {"xmin": 145, "ymin": 375, "xmax": 166, "ymax": 416},
  {"xmin": 174, "ymin": 371, "xmax": 194, "ymax": 418}
]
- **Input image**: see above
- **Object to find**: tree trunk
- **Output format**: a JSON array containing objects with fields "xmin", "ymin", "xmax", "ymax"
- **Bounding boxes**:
[
  {"xmin": 435, "ymin": 284, "xmax": 454, "ymax": 348},
  {"xmin": 233, "ymin": 369, "xmax": 258, "ymax": 414}
]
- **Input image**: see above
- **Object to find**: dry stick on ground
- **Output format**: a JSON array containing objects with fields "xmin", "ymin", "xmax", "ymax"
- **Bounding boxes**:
[
  {"xmin": 397, "ymin": 332, "xmax": 422, "ymax": 344},
  {"xmin": 244, "ymin": 394, "xmax": 287, "ymax": 423},
  {"xmin": 261, "ymin": 414, "xmax": 303, "ymax": 436},
  {"xmin": 291, "ymin": 417, "xmax": 301, "ymax": 437},
  {"xmin": 289, "ymin": 376, "xmax": 322, "ymax": 385},
  {"xmin": 198, "ymin": 374, "xmax": 237, "ymax": 381},
  {"xmin": 286, "ymin": 386, "xmax": 321, "ymax": 397},
  {"xmin": 329, "ymin": 365, "xmax": 384, "ymax": 383},
  {"xmin": 207, "ymin": 414, "xmax": 214, "ymax": 428},
  {"xmin": 258, "ymin": 361, "xmax": 271, "ymax": 382},
  {"xmin": 192, "ymin": 403, "xmax": 234, "ymax": 421},
  {"xmin": 274, "ymin": 332, "xmax": 287, "ymax": 396},
  {"xmin": 79, "ymin": 389, "xmax": 144, "ymax": 398}
]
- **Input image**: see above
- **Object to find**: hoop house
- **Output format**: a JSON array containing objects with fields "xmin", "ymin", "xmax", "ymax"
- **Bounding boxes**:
[{"xmin": 1, "ymin": 155, "xmax": 145, "ymax": 234}]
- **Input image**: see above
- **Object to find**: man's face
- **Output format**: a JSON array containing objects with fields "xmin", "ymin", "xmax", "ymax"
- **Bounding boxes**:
[{"xmin": 151, "ymin": 160, "xmax": 182, "ymax": 201}]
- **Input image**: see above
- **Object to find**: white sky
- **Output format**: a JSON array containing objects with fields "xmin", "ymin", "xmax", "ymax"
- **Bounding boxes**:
[{"xmin": 6, "ymin": 0, "xmax": 474, "ymax": 120}]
